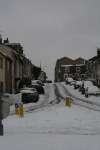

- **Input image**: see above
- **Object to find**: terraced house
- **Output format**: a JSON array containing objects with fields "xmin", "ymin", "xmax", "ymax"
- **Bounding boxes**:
[
  {"xmin": 87, "ymin": 48, "xmax": 100, "ymax": 87},
  {"xmin": 0, "ymin": 36, "xmax": 42, "ymax": 93},
  {"xmin": 0, "ymin": 44, "xmax": 15, "ymax": 93}
]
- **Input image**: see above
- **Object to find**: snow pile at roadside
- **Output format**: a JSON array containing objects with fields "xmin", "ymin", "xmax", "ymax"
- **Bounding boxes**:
[
  {"xmin": 88, "ymin": 86, "xmax": 99, "ymax": 93},
  {"xmin": 84, "ymin": 81, "xmax": 100, "ymax": 93},
  {"xmin": 10, "ymin": 94, "xmax": 46, "ymax": 115},
  {"xmin": 62, "ymin": 83, "xmax": 100, "ymax": 104}
]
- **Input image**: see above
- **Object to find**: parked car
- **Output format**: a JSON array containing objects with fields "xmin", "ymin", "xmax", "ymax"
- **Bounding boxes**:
[
  {"xmin": 65, "ymin": 77, "xmax": 74, "ymax": 85},
  {"xmin": 45, "ymin": 80, "xmax": 52, "ymax": 83},
  {"xmin": 29, "ymin": 84, "xmax": 45, "ymax": 94},
  {"xmin": 70, "ymin": 80, "xmax": 76, "ymax": 86},
  {"xmin": 84, "ymin": 81, "xmax": 100, "ymax": 97},
  {"xmin": 31, "ymin": 80, "xmax": 44, "ymax": 86},
  {"xmin": 20, "ymin": 87, "xmax": 39, "ymax": 103}
]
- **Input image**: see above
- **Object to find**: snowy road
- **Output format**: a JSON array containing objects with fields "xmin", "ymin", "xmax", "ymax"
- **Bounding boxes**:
[
  {"xmin": 10, "ymin": 83, "xmax": 64, "ymax": 115},
  {"xmin": 1, "ymin": 83, "xmax": 100, "ymax": 150},
  {"xmin": 9, "ymin": 84, "xmax": 56, "ymax": 115}
]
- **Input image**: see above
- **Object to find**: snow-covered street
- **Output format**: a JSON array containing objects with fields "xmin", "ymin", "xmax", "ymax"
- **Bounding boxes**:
[{"xmin": 1, "ymin": 83, "xmax": 100, "ymax": 150}]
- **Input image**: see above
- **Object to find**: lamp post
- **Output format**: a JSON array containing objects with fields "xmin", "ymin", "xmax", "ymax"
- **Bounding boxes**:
[{"xmin": 0, "ymin": 92, "xmax": 3, "ymax": 136}]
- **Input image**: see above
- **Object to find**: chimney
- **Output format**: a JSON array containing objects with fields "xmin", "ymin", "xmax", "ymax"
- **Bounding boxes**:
[
  {"xmin": 4, "ymin": 38, "xmax": 9, "ymax": 44},
  {"xmin": 97, "ymin": 48, "xmax": 100, "ymax": 56}
]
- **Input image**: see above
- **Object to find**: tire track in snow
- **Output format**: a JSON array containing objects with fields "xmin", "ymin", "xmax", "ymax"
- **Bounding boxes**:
[{"xmin": 9, "ymin": 84, "xmax": 60, "ymax": 115}]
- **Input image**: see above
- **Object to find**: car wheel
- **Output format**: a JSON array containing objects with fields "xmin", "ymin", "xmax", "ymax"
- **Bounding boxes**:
[{"xmin": 34, "ymin": 96, "xmax": 39, "ymax": 103}]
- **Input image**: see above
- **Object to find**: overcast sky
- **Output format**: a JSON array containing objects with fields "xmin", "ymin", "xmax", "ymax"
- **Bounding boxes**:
[{"xmin": 0, "ymin": 0, "xmax": 100, "ymax": 80}]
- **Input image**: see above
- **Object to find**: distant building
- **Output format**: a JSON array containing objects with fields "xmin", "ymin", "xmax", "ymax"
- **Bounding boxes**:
[
  {"xmin": 31, "ymin": 65, "xmax": 41, "ymax": 80},
  {"xmin": 38, "ymin": 71, "xmax": 47, "ymax": 82},
  {"xmin": 55, "ymin": 57, "xmax": 87, "ymax": 82}
]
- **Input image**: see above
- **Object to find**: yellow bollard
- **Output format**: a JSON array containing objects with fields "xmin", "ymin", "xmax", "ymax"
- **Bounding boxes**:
[
  {"xmin": 15, "ymin": 103, "xmax": 20, "ymax": 115},
  {"xmin": 19, "ymin": 103, "xmax": 24, "ymax": 117},
  {"xmin": 65, "ymin": 96, "xmax": 72, "ymax": 107}
]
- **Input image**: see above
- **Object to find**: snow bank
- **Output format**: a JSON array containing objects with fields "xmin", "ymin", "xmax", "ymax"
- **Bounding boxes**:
[{"xmin": 63, "ymin": 83, "xmax": 100, "ymax": 104}]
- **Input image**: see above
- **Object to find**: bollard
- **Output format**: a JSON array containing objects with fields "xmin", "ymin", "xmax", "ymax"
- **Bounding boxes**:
[
  {"xmin": 0, "ymin": 94, "xmax": 3, "ymax": 135},
  {"xmin": 65, "ymin": 96, "xmax": 72, "ymax": 107},
  {"xmin": 19, "ymin": 103, "xmax": 24, "ymax": 117},
  {"xmin": 0, "ymin": 121, "xmax": 3, "ymax": 136},
  {"xmin": 15, "ymin": 103, "xmax": 20, "ymax": 115}
]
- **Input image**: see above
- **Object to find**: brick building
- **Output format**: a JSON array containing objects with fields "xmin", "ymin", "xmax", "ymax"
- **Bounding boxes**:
[{"xmin": 55, "ymin": 57, "xmax": 87, "ymax": 82}]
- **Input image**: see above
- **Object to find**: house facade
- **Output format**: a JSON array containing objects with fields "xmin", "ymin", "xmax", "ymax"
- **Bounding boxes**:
[
  {"xmin": 0, "ymin": 45, "xmax": 15, "ymax": 93},
  {"xmin": 87, "ymin": 48, "xmax": 100, "ymax": 86},
  {"xmin": 0, "ymin": 38, "xmax": 44, "ymax": 93},
  {"xmin": 5, "ymin": 43, "xmax": 25, "ymax": 91},
  {"xmin": 55, "ymin": 57, "xmax": 87, "ymax": 82}
]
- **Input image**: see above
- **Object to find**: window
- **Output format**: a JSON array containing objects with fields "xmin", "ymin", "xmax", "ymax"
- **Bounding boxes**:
[
  {"xmin": 0, "ymin": 57, "xmax": 3, "ymax": 68},
  {"xmin": 76, "ymin": 66, "xmax": 80, "ymax": 72},
  {"xmin": 64, "ymin": 74, "xmax": 68, "ymax": 79},
  {"xmin": 65, "ymin": 67, "xmax": 70, "ymax": 73}
]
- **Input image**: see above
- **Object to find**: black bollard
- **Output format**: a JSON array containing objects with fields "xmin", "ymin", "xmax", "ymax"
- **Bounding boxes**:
[{"xmin": 0, "ymin": 120, "xmax": 3, "ymax": 136}]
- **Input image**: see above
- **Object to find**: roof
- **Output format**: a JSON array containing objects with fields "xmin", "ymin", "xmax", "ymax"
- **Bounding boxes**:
[
  {"xmin": 89, "ymin": 56, "xmax": 99, "ymax": 62},
  {"xmin": 56, "ymin": 56, "xmax": 86, "ymax": 66},
  {"xmin": 59, "ymin": 56, "xmax": 73, "ymax": 61},
  {"xmin": 5, "ymin": 43, "xmax": 21, "ymax": 45}
]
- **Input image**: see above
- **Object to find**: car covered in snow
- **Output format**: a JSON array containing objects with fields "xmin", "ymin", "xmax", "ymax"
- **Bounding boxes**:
[
  {"xmin": 31, "ymin": 80, "xmax": 44, "ymax": 86},
  {"xmin": 45, "ymin": 80, "xmax": 52, "ymax": 83},
  {"xmin": 29, "ymin": 83, "xmax": 45, "ymax": 95},
  {"xmin": 84, "ymin": 81, "xmax": 100, "ymax": 97},
  {"xmin": 65, "ymin": 77, "xmax": 74, "ymax": 85},
  {"xmin": 20, "ymin": 87, "xmax": 39, "ymax": 103}
]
